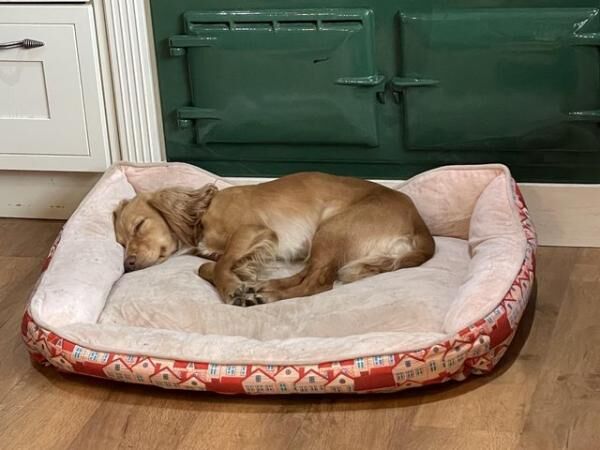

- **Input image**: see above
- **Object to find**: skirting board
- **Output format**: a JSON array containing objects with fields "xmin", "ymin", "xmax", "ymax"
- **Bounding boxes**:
[
  {"xmin": 0, "ymin": 171, "xmax": 598, "ymax": 247},
  {"xmin": 0, "ymin": 171, "xmax": 101, "ymax": 220},
  {"xmin": 519, "ymin": 184, "xmax": 600, "ymax": 248}
]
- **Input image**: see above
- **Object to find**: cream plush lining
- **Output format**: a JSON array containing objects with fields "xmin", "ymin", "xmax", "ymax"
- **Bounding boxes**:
[{"xmin": 29, "ymin": 163, "xmax": 527, "ymax": 365}]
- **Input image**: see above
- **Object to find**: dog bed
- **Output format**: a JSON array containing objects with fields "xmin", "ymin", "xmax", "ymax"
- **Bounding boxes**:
[{"xmin": 22, "ymin": 163, "xmax": 536, "ymax": 394}]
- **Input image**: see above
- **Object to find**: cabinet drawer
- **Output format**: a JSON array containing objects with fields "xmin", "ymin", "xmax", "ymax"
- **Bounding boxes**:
[{"xmin": 0, "ymin": 5, "xmax": 109, "ymax": 171}]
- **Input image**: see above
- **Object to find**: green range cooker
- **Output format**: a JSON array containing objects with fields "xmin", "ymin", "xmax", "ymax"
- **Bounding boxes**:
[{"xmin": 150, "ymin": 0, "xmax": 600, "ymax": 182}]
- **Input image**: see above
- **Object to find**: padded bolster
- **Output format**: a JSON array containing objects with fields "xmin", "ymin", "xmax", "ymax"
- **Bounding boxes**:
[
  {"xmin": 399, "ymin": 167, "xmax": 503, "ymax": 240},
  {"xmin": 30, "ymin": 168, "xmax": 135, "ymax": 327},
  {"xmin": 442, "ymin": 174, "xmax": 526, "ymax": 333}
]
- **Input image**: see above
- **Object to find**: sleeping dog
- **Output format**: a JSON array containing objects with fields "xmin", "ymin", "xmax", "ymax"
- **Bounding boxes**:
[{"xmin": 113, "ymin": 172, "xmax": 435, "ymax": 306}]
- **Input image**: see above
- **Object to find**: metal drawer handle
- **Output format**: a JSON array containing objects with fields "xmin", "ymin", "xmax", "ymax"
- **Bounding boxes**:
[{"xmin": 0, "ymin": 39, "xmax": 45, "ymax": 50}]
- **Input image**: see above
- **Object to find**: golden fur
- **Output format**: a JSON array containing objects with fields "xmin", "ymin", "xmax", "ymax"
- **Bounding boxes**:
[{"xmin": 114, "ymin": 172, "xmax": 435, "ymax": 306}]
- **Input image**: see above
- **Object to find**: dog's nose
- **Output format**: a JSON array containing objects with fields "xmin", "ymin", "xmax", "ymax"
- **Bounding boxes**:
[{"xmin": 124, "ymin": 256, "xmax": 136, "ymax": 272}]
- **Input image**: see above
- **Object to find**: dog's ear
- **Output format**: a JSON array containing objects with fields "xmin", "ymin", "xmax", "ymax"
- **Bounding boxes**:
[
  {"xmin": 112, "ymin": 199, "xmax": 130, "ymax": 245},
  {"xmin": 113, "ymin": 199, "xmax": 130, "ymax": 224},
  {"xmin": 148, "ymin": 184, "xmax": 218, "ymax": 246}
]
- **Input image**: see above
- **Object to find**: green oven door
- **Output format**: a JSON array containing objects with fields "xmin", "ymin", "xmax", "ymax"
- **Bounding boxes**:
[
  {"xmin": 169, "ymin": 9, "xmax": 383, "ymax": 146},
  {"xmin": 396, "ymin": 7, "xmax": 600, "ymax": 151}
]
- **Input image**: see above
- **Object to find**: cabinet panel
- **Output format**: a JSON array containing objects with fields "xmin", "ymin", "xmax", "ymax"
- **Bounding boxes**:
[
  {"xmin": 0, "ymin": 23, "xmax": 89, "ymax": 157},
  {"xmin": 0, "ymin": 60, "xmax": 49, "ymax": 119},
  {"xmin": 0, "ymin": 5, "xmax": 109, "ymax": 171}
]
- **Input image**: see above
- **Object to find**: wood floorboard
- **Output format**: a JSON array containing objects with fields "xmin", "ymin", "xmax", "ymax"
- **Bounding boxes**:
[{"xmin": 0, "ymin": 219, "xmax": 597, "ymax": 449}]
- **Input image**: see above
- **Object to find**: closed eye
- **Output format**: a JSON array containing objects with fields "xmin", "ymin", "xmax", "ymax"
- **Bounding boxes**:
[{"xmin": 134, "ymin": 218, "xmax": 146, "ymax": 234}]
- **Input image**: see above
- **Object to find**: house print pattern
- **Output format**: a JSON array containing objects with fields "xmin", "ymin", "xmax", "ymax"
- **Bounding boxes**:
[{"xmin": 22, "ymin": 181, "xmax": 536, "ymax": 394}]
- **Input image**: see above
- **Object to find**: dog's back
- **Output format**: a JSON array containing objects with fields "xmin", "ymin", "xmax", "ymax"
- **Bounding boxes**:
[{"xmin": 202, "ymin": 172, "xmax": 424, "ymax": 259}]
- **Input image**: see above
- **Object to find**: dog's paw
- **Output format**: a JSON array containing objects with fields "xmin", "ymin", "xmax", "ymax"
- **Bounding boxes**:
[{"xmin": 228, "ymin": 285, "xmax": 265, "ymax": 307}]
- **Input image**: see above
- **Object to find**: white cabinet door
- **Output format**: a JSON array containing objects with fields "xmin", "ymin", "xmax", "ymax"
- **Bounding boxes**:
[{"xmin": 0, "ymin": 5, "xmax": 109, "ymax": 171}]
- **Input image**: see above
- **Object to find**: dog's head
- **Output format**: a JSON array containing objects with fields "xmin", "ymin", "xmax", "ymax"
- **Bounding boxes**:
[{"xmin": 113, "ymin": 185, "xmax": 217, "ymax": 272}]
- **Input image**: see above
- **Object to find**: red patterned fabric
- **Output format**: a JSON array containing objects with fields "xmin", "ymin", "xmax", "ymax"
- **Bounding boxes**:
[{"xmin": 21, "ymin": 181, "xmax": 536, "ymax": 395}]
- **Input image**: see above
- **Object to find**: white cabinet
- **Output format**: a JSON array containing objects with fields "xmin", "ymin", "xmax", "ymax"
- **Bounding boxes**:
[{"xmin": 0, "ymin": 5, "xmax": 110, "ymax": 171}]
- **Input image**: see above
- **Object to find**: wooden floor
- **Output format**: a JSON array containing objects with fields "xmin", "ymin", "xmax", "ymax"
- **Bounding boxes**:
[{"xmin": 0, "ymin": 218, "xmax": 598, "ymax": 450}]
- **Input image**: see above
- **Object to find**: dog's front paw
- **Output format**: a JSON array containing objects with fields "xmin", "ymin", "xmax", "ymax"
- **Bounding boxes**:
[{"xmin": 228, "ymin": 284, "xmax": 265, "ymax": 307}]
